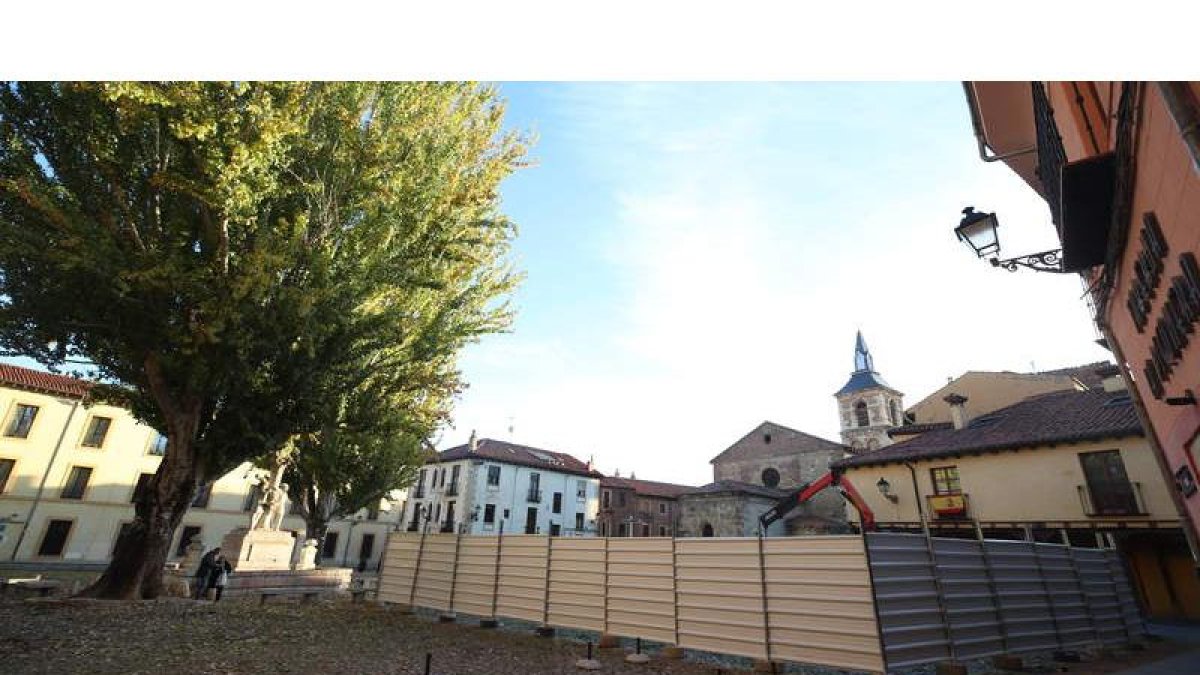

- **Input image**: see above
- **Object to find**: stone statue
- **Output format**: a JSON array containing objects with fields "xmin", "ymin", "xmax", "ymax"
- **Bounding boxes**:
[{"xmin": 249, "ymin": 453, "xmax": 290, "ymax": 531}]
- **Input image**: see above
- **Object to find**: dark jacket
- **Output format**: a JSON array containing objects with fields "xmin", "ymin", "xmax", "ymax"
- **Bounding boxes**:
[
  {"xmin": 195, "ymin": 549, "xmax": 219, "ymax": 578},
  {"xmin": 208, "ymin": 558, "xmax": 232, "ymax": 586}
]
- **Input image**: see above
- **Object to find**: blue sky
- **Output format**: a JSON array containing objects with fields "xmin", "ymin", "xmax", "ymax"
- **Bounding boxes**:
[{"xmin": 446, "ymin": 83, "xmax": 1108, "ymax": 485}]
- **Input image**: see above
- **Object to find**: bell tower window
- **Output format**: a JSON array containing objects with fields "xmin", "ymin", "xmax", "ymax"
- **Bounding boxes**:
[{"xmin": 854, "ymin": 400, "xmax": 869, "ymax": 427}]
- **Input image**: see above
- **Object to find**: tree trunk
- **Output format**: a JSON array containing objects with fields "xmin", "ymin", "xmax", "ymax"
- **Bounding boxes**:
[
  {"xmin": 79, "ymin": 419, "xmax": 199, "ymax": 599},
  {"xmin": 302, "ymin": 482, "xmax": 334, "ymax": 567}
]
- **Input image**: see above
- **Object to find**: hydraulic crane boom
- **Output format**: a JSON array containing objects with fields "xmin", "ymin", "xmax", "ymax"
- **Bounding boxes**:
[{"xmin": 758, "ymin": 469, "xmax": 876, "ymax": 532}]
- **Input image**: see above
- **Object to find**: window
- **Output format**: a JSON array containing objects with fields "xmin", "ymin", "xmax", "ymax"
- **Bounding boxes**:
[
  {"xmin": 618, "ymin": 523, "xmax": 627, "ymax": 537},
  {"xmin": 433, "ymin": 503, "xmax": 441, "ymax": 523},
  {"xmin": 1080, "ymin": 450, "xmax": 1139, "ymax": 515},
  {"xmin": 81, "ymin": 416, "xmax": 112, "ymax": 448},
  {"xmin": 552, "ymin": 492, "xmax": 562, "ymax": 514},
  {"xmin": 446, "ymin": 465, "xmax": 460, "ymax": 495},
  {"xmin": 37, "ymin": 520, "xmax": 72, "ymax": 556},
  {"xmin": 617, "ymin": 491, "xmax": 626, "ymax": 507},
  {"xmin": 575, "ymin": 513, "xmax": 584, "ymax": 531},
  {"xmin": 358, "ymin": 533, "xmax": 376, "ymax": 562},
  {"xmin": 0, "ymin": 458, "xmax": 14, "ymax": 494},
  {"xmin": 761, "ymin": 467, "xmax": 781, "ymax": 488},
  {"xmin": 701, "ymin": 523, "xmax": 714, "ymax": 538},
  {"xmin": 175, "ymin": 526, "xmax": 201, "ymax": 556},
  {"xmin": 148, "ymin": 432, "xmax": 168, "ymax": 456},
  {"xmin": 659, "ymin": 502, "xmax": 667, "ymax": 515},
  {"xmin": 764, "ymin": 432, "xmax": 772, "ymax": 444},
  {"xmin": 322, "ymin": 532, "xmax": 339, "ymax": 558},
  {"xmin": 191, "ymin": 481, "xmax": 213, "ymax": 508},
  {"xmin": 131, "ymin": 473, "xmax": 154, "ymax": 503},
  {"xmin": 61, "ymin": 466, "xmax": 92, "ymax": 499},
  {"xmin": 659, "ymin": 526, "xmax": 667, "ymax": 536},
  {"xmin": 854, "ymin": 401, "xmax": 870, "ymax": 427},
  {"xmin": 413, "ymin": 469, "xmax": 426, "ymax": 498},
  {"xmin": 4, "ymin": 404, "xmax": 39, "ymax": 438},
  {"xmin": 484, "ymin": 503, "xmax": 496, "ymax": 524},
  {"xmin": 112, "ymin": 522, "xmax": 133, "ymax": 556},
  {"xmin": 576, "ymin": 480, "xmax": 587, "ymax": 500},
  {"xmin": 602, "ymin": 490, "xmax": 611, "ymax": 509},
  {"xmin": 890, "ymin": 400, "xmax": 901, "ymax": 426},
  {"xmin": 487, "ymin": 465, "xmax": 501, "ymax": 486},
  {"xmin": 641, "ymin": 524, "xmax": 650, "ymax": 537},
  {"xmin": 931, "ymin": 466, "xmax": 961, "ymax": 495},
  {"xmin": 549, "ymin": 523, "xmax": 561, "ymax": 537},
  {"xmin": 600, "ymin": 521, "xmax": 608, "ymax": 536}
]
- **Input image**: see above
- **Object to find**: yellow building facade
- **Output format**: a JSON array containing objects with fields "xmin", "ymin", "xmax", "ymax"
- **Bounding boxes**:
[
  {"xmin": 0, "ymin": 364, "xmax": 402, "ymax": 571},
  {"xmin": 835, "ymin": 387, "xmax": 1199, "ymax": 619}
]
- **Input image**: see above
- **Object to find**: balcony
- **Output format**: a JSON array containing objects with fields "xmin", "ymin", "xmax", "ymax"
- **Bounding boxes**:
[
  {"xmin": 926, "ymin": 493, "xmax": 970, "ymax": 520},
  {"xmin": 526, "ymin": 488, "xmax": 542, "ymax": 503},
  {"xmin": 412, "ymin": 486, "xmax": 425, "ymax": 499},
  {"xmin": 445, "ymin": 482, "xmax": 459, "ymax": 497},
  {"xmin": 1078, "ymin": 482, "xmax": 1147, "ymax": 517}
]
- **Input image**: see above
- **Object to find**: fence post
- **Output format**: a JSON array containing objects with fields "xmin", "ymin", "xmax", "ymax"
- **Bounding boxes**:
[
  {"xmin": 671, "ymin": 534, "xmax": 680, "ymax": 648},
  {"xmin": 482, "ymin": 522, "xmax": 503, "ymax": 628},
  {"xmin": 535, "ymin": 534, "xmax": 555, "ymax": 637},
  {"xmin": 443, "ymin": 531, "xmax": 463, "ymax": 619},
  {"xmin": 860, "ymin": 531, "xmax": 891, "ymax": 673},
  {"xmin": 1064, "ymin": 543, "xmax": 1103, "ymax": 648},
  {"xmin": 409, "ymin": 528, "xmax": 428, "ymax": 607},
  {"xmin": 755, "ymin": 533, "xmax": 773, "ymax": 667},
  {"xmin": 973, "ymin": 528, "xmax": 1011, "ymax": 656},
  {"xmin": 921, "ymin": 530, "xmax": 957, "ymax": 664}
]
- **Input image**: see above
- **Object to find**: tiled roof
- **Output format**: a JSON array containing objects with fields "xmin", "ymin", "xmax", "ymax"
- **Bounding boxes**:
[
  {"xmin": 436, "ymin": 438, "xmax": 603, "ymax": 478},
  {"xmin": 0, "ymin": 362, "xmax": 92, "ymax": 399},
  {"xmin": 834, "ymin": 369, "xmax": 896, "ymax": 396},
  {"xmin": 709, "ymin": 421, "xmax": 846, "ymax": 464},
  {"xmin": 887, "ymin": 422, "xmax": 954, "ymax": 438},
  {"xmin": 1034, "ymin": 361, "xmax": 1110, "ymax": 390},
  {"xmin": 679, "ymin": 480, "xmax": 788, "ymax": 500},
  {"xmin": 600, "ymin": 476, "xmax": 696, "ymax": 499},
  {"xmin": 835, "ymin": 389, "xmax": 1141, "ymax": 469}
]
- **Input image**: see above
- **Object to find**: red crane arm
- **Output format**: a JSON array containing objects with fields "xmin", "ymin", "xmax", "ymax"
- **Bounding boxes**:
[{"xmin": 757, "ymin": 470, "xmax": 876, "ymax": 532}]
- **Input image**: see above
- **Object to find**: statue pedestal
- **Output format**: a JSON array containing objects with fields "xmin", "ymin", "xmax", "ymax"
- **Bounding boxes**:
[
  {"xmin": 294, "ymin": 539, "xmax": 320, "ymax": 571},
  {"xmin": 221, "ymin": 528, "xmax": 296, "ymax": 571}
]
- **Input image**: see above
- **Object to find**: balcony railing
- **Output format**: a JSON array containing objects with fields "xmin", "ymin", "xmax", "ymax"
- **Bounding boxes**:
[
  {"xmin": 526, "ymin": 488, "xmax": 542, "ymax": 503},
  {"xmin": 925, "ymin": 493, "xmax": 970, "ymax": 520},
  {"xmin": 1032, "ymin": 82, "xmax": 1067, "ymax": 231},
  {"xmin": 445, "ymin": 482, "xmax": 459, "ymax": 497},
  {"xmin": 412, "ymin": 486, "xmax": 425, "ymax": 499},
  {"xmin": 1078, "ymin": 482, "xmax": 1147, "ymax": 517}
]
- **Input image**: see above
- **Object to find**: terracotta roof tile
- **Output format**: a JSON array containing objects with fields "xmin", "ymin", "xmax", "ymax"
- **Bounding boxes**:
[
  {"xmin": 0, "ymin": 363, "xmax": 92, "ymax": 399},
  {"xmin": 836, "ymin": 389, "xmax": 1140, "ymax": 469},
  {"xmin": 599, "ymin": 476, "xmax": 696, "ymax": 499},
  {"xmin": 679, "ymin": 480, "xmax": 788, "ymax": 500},
  {"xmin": 436, "ymin": 438, "xmax": 603, "ymax": 478}
]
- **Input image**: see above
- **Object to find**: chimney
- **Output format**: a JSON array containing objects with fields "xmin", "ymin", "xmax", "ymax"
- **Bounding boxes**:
[
  {"xmin": 943, "ymin": 393, "xmax": 969, "ymax": 430},
  {"xmin": 1095, "ymin": 363, "xmax": 1126, "ymax": 393},
  {"xmin": 468, "ymin": 430, "xmax": 478, "ymax": 452},
  {"xmin": 630, "ymin": 471, "xmax": 637, "ymax": 480}
]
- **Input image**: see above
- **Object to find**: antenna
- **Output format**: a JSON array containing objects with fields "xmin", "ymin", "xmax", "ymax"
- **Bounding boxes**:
[{"xmin": 506, "ymin": 416, "xmax": 514, "ymax": 439}]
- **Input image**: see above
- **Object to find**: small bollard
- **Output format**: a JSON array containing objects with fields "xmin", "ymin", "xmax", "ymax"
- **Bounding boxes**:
[
  {"xmin": 424, "ymin": 652, "xmax": 432, "ymax": 675},
  {"xmin": 625, "ymin": 636, "xmax": 650, "ymax": 664},
  {"xmin": 575, "ymin": 641, "xmax": 602, "ymax": 670}
]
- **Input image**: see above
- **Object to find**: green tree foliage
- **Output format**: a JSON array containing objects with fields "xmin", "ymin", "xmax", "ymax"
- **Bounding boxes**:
[{"xmin": 0, "ymin": 82, "xmax": 527, "ymax": 598}]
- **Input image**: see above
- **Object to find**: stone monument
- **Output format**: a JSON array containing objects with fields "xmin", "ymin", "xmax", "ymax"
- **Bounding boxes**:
[{"xmin": 221, "ymin": 453, "xmax": 296, "ymax": 571}]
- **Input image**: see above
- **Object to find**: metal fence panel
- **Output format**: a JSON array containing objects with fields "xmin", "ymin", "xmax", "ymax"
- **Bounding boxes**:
[
  {"xmin": 984, "ymin": 540, "xmax": 1059, "ymax": 654},
  {"xmin": 548, "ymin": 537, "xmax": 605, "ymax": 632},
  {"xmin": 866, "ymin": 532, "xmax": 951, "ymax": 668},
  {"xmin": 378, "ymin": 532, "xmax": 422, "ymax": 603},
  {"xmin": 1071, "ymin": 547, "xmax": 1128, "ymax": 644},
  {"xmin": 931, "ymin": 537, "xmax": 1005, "ymax": 660},
  {"xmin": 764, "ymin": 536, "xmax": 884, "ymax": 673},
  {"xmin": 413, "ymin": 534, "xmax": 457, "ymax": 612},
  {"xmin": 1105, "ymin": 549, "xmax": 1145, "ymax": 637},
  {"xmin": 606, "ymin": 538, "xmax": 676, "ymax": 644},
  {"xmin": 453, "ymin": 535, "xmax": 499, "ymax": 618},
  {"xmin": 1035, "ymin": 544, "xmax": 1093, "ymax": 648},
  {"xmin": 676, "ymin": 537, "xmax": 769, "ymax": 660},
  {"xmin": 496, "ymin": 535, "xmax": 549, "ymax": 623}
]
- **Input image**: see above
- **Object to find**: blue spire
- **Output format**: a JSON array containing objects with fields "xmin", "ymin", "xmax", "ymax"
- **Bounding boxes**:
[{"xmin": 854, "ymin": 330, "xmax": 874, "ymax": 373}]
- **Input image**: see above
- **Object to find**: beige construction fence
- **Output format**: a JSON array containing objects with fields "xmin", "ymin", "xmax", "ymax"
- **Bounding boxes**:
[
  {"xmin": 379, "ymin": 533, "xmax": 884, "ymax": 672},
  {"xmin": 378, "ymin": 532, "xmax": 1144, "ymax": 673}
]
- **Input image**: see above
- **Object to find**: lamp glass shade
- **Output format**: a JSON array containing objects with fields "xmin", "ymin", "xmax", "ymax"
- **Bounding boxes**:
[
  {"xmin": 956, "ymin": 210, "xmax": 1000, "ymax": 258},
  {"xmin": 876, "ymin": 477, "xmax": 892, "ymax": 495}
]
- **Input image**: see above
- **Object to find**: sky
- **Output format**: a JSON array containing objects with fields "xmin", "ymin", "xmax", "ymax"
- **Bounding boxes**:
[{"xmin": 441, "ymin": 83, "xmax": 1110, "ymax": 486}]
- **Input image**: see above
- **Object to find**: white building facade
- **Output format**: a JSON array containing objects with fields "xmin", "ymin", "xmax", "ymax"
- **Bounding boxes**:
[{"xmin": 403, "ymin": 437, "xmax": 601, "ymax": 536}]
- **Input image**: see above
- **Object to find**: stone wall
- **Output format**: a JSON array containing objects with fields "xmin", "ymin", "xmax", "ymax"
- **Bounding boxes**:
[
  {"xmin": 676, "ymin": 493, "xmax": 786, "ymax": 537},
  {"xmin": 712, "ymin": 449, "xmax": 847, "ymax": 529}
]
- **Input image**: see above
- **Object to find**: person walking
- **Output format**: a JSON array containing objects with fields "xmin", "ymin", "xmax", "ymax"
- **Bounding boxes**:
[
  {"xmin": 193, "ymin": 547, "xmax": 220, "ymax": 600},
  {"xmin": 208, "ymin": 553, "xmax": 232, "ymax": 602}
]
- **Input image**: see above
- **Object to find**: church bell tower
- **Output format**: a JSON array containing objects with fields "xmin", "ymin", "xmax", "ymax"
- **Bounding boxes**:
[{"xmin": 834, "ymin": 331, "xmax": 904, "ymax": 452}]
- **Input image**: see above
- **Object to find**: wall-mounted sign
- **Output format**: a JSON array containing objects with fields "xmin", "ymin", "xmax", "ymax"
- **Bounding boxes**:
[{"xmin": 1142, "ymin": 250, "xmax": 1200, "ymax": 400}]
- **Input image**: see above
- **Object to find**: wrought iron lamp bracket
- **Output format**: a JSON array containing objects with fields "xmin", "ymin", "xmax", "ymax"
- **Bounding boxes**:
[{"xmin": 989, "ymin": 249, "xmax": 1068, "ymax": 273}]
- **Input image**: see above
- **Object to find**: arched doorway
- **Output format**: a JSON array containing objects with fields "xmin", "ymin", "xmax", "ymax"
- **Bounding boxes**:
[{"xmin": 702, "ymin": 523, "xmax": 714, "ymax": 537}]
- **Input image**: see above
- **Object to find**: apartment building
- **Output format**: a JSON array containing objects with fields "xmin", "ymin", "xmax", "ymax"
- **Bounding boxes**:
[
  {"xmin": 403, "ymin": 436, "xmax": 601, "ymax": 536},
  {"xmin": 0, "ymin": 363, "xmax": 401, "ymax": 571},
  {"xmin": 597, "ymin": 475, "xmax": 693, "ymax": 537}
]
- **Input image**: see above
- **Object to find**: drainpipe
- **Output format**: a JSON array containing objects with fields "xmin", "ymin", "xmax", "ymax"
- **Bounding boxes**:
[
  {"xmin": 903, "ymin": 461, "xmax": 929, "ymax": 537},
  {"xmin": 10, "ymin": 398, "xmax": 81, "ymax": 560}
]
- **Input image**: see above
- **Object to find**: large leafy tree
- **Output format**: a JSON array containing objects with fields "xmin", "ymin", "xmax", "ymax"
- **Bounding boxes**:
[{"xmin": 0, "ymin": 82, "xmax": 525, "ymax": 598}]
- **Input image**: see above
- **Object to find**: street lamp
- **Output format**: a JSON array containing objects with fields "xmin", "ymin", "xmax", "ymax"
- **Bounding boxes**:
[
  {"xmin": 876, "ymin": 477, "xmax": 899, "ymax": 503},
  {"xmin": 955, "ymin": 207, "xmax": 1068, "ymax": 273}
]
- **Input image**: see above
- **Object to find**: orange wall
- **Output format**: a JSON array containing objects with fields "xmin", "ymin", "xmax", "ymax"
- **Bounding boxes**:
[{"xmin": 1096, "ymin": 86, "xmax": 1200, "ymax": 535}]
